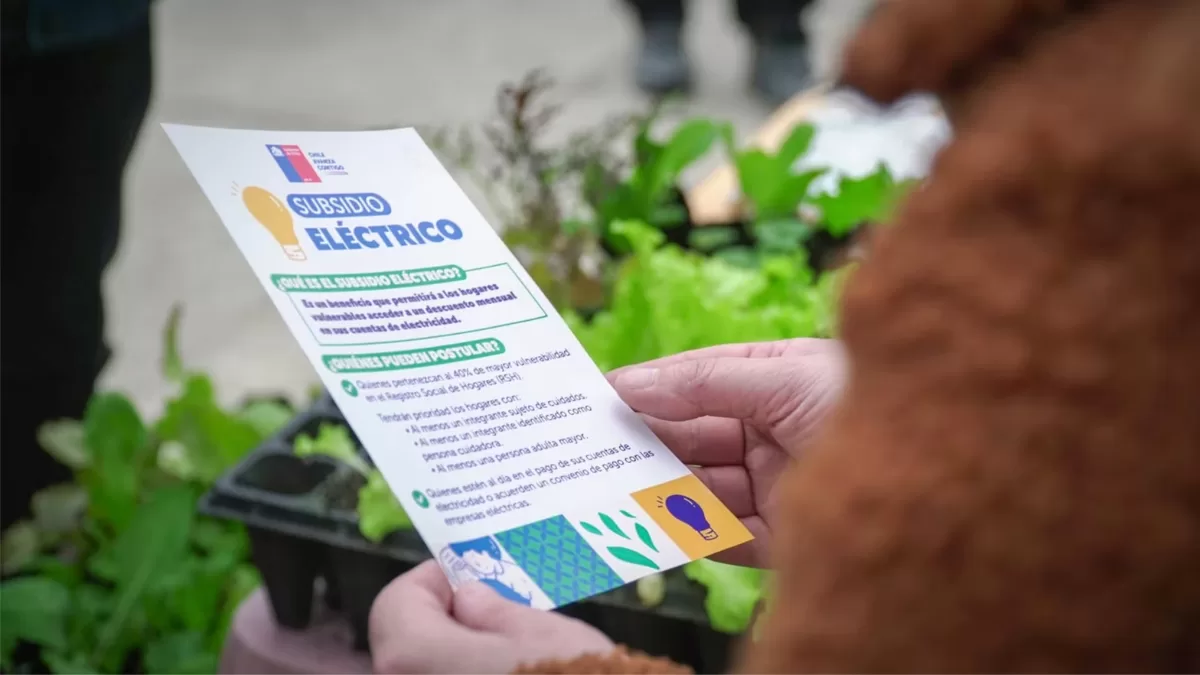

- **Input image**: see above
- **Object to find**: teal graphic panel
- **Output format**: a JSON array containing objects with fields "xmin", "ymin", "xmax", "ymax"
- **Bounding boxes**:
[{"xmin": 495, "ymin": 515, "xmax": 623, "ymax": 605}]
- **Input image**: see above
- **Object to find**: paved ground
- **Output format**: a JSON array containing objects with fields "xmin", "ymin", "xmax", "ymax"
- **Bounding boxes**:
[{"xmin": 99, "ymin": 0, "xmax": 873, "ymax": 413}]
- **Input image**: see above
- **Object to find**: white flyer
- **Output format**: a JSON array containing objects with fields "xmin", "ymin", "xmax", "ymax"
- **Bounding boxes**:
[{"xmin": 164, "ymin": 125, "xmax": 752, "ymax": 609}]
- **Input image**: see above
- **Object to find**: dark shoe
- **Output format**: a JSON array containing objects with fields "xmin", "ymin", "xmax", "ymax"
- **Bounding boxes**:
[
  {"xmin": 751, "ymin": 37, "xmax": 813, "ymax": 106},
  {"xmin": 635, "ymin": 21, "xmax": 691, "ymax": 95}
]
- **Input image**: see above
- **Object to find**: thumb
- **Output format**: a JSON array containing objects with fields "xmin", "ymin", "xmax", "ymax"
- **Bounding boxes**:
[
  {"xmin": 452, "ymin": 581, "xmax": 544, "ymax": 634},
  {"xmin": 611, "ymin": 355, "xmax": 839, "ymax": 432}
]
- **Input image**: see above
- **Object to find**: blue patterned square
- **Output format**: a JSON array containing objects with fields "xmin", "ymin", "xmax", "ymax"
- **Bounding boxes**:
[{"xmin": 495, "ymin": 515, "xmax": 623, "ymax": 605}]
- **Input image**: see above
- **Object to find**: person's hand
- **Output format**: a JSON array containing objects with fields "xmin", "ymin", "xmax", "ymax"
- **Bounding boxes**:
[
  {"xmin": 608, "ymin": 338, "xmax": 845, "ymax": 568},
  {"xmin": 369, "ymin": 560, "xmax": 614, "ymax": 674}
]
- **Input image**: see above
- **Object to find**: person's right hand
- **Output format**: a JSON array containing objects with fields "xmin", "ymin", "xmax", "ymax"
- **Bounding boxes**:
[{"xmin": 607, "ymin": 338, "xmax": 845, "ymax": 568}]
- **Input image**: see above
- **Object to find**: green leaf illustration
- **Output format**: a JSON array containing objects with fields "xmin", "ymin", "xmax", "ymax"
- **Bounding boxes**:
[
  {"xmin": 607, "ymin": 546, "xmax": 659, "ymax": 570},
  {"xmin": 579, "ymin": 521, "xmax": 603, "ymax": 536},
  {"xmin": 620, "ymin": 510, "xmax": 636, "ymax": 519},
  {"xmin": 635, "ymin": 523, "xmax": 658, "ymax": 552},
  {"xmin": 599, "ymin": 513, "xmax": 630, "ymax": 539}
]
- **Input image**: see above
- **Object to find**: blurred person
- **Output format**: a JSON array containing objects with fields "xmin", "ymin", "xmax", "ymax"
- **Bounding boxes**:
[
  {"xmin": 1, "ymin": 0, "xmax": 153, "ymax": 528},
  {"xmin": 368, "ymin": 0, "xmax": 1200, "ymax": 671},
  {"xmin": 624, "ymin": 0, "xmax": 815, "ymax": 104}
]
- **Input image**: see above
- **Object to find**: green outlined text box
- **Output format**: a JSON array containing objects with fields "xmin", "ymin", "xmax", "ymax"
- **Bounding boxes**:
[{"xmin": 275, "ymin": 263, "xmax": 547, "ymax": 347}]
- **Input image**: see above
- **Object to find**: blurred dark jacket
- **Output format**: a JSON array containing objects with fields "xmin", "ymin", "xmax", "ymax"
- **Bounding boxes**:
[{"xmin": 1, "ymin": 0, "xmax": 150, "ymax": 51}]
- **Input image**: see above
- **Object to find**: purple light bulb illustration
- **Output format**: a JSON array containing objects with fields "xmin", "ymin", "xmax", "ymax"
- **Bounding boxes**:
[{"xmin": 659, "ymin": 494, "xmax": 718, "ymax": 541}]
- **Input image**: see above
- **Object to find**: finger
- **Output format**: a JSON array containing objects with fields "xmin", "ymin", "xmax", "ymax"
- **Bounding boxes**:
[
  {"xmin": 452, "ymin": 581, "xmax": 548, "ymax": 634},
  {"xmin": 640, "ymin": 414, "xmax": 744, "ymax": 466},
  {"xmin": 605, "ymin": 338, "xmax": 828, "ymax": 383},
  {"xmin": 692, "ymin": 465, "xmax": 756, "ymax": 518},
  {"xmin": 392, "ymin": 559, "xmax": 455, "ymax": 612},
  {"xmin": 369, "ymin": 561, "xmax": 476, "ymax": 673},
  {"xmin": 612, "ymin": 356, "xmax": 815, "ymax": 428},
  {"xmin": 370, "ymin": 561, "xmax": 456, "ymax": 637}
]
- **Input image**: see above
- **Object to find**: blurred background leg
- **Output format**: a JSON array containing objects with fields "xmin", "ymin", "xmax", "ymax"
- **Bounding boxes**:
[
  {"xmin": 0, "ymin": 19, "xmax": 152, "ymax": 529},
  {"xmin": 624, "ymin": 0, "xmax": 691, "ymax": 95},
  {"xmin": 735, "ymin": 0, "xmax": 814, "ymax": 104}
]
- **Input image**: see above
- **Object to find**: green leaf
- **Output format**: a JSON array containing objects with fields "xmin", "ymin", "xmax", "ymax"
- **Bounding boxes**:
[
  {"xmin": 0, "ymin": 576, "xmax": 71, "ymax": 660},
  {"xmin": 650, "ymin": 118, "xmax": 718, "ymax": 197},
  {"xmin": 775, "ymin": 168, "xmax": 827, "ymax": 212},
  {"xmin": 599, "ymin": 512, "xmax": 630, "ymax": 539},
  {"xmin": 162, "ymin": 304, "xmax": 185, "ymax": 382},
  {"xmin": 684, "ymin": 559, "xmax": 766, "ymax": 633},
  {"xmin": 43, "ymin": 651, "xmax": 96, "ymax": 674},
  {"xmin": 144, "ymin": 631, "xmax": 218, "ymax": 674},
  {"xmin": 775, "ymin": 123, "xmax": 816, "ymax": 167},
  {"xmin": 83, "ymin": 393, "xmax": 148, "ymax": 530},
  {"xmin": 237, "ymin": 399, "xmax": 293, "ymax": 438},
  {"xmin": 754, "ymin": 217, "xmax": 810, "ymax": 252},
  {"xmin": 62, "ymin": 583, "xmax": 113, "ymax": 664},
  {"xmin": 620, "ymin": 510, "xmax": 635, "ymax": 518},
  {"xmin": 90, "ymin": 485, "xmax": 196, "ymax": 664},
  {"xmin": 294, "ymin": 423, "xmax": 371, "ymax": 476},
  {"xmin": 687, "ymin": 226, "xmax": 740, "ymax": 252},
  {"xmin": 648, "ymin": 202, "xmax": 688, "ymax": 228},
  {"xmin": 31, "ymin": 483, "xmax": 88, "ymax": 537},
  {"xmin": 632, "ymin": 110, "xmax": 662, "ymax": 167},
  {"xmin": 579, "ymin": 521, "xmax": 603, "ymax": 536},
  {"xmin": 0, "ymin": 522, "xmax": 40, "ymax": 576},
  {"xmin": 609, "ymin": 219, "xmax": 665, "ymax": 255},
  {"xmin": 155, "ymin": 374, "xmax": 262, "ymax": 484},
  {"xmin": 635, "ymin": 523, "xmax": 658, "ymax": 552},
  {"xmin": 37, "ymin": 420, "xmax": 89, "ymax": 470},
  {"xmin": 713, "ymin": 245, "xmax": 761, "ymax": 269},
  {"xmin": 715, "ymin": 120, "xmax": 734, "ymax": 156},
  {"xmin": 358, "ymin": 470, "xmax": 412, "ymax": 542},
  {"xmin": 811, "ymin": 163, "xmax": 903, "ymax": 235},
  {"xmin": 735, "ymin": 149, "xmax": 778, "ymax": 214},
  {"xmin": 606, "ymin": 546, "xmax": 659, "ymax": 570}
]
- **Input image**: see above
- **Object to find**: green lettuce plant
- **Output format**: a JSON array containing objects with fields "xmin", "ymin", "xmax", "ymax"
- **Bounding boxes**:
[{"xmin": 567, "ymin": 219, "xmax": 843, "ymax": 373}]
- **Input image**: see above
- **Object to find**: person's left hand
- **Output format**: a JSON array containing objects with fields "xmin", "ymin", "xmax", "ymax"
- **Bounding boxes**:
[{"xmin": 369, "ymin": 560, "xmax": 615, "ymax": 674}]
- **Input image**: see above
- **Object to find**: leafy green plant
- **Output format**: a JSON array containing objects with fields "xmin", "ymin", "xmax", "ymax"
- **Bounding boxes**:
[
  {"xmin": 0, "ymin": 307, "xmax": 284, "ymax": 673},
  {"xmin": 566, "ymin": 220, "xmax": 843, "ymax": 372},
  {"xmin": 724, "ymin": 123, "xmax": 827, "ymax": 255},
  {"xmin": 591, "ymin": 112, "xmax": 721, "ymax": 253},
  {"xmin": 290, "ymin": 422, "xmax": 412, "ymax": 542}
]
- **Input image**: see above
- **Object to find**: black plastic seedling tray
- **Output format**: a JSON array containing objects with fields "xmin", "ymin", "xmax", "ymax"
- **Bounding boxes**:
[{"xmin": 200, "ymin": 393, "xmax": 737, "ymax": 672}]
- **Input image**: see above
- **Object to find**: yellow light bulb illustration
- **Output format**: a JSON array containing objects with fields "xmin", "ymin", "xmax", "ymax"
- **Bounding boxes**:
[{"xmin": 242, "ymin": 185, "xmax": 305, "ymax": 261}]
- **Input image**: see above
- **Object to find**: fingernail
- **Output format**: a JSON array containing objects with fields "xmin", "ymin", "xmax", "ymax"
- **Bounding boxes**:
[{"xmin": 615, "ymin": 368, "xmax": 658, "ymax": 390}]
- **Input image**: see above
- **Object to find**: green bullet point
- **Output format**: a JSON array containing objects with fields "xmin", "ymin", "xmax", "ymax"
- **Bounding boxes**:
[
  {"xmin": 412, "ymin": 490, "xmax": 430, "ymax": 509},
  {"xmin": 341, "ymin": 380, "xmax": 358, "ymax": 397}
]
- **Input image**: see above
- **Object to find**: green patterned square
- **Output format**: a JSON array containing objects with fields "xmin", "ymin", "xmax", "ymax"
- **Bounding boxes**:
[{"xmin": 495, "ymin": 515, "xmax": 623, "ymax": 605}]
